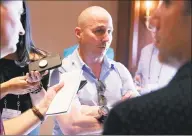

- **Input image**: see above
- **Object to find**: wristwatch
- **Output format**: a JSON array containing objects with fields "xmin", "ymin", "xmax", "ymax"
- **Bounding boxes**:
[
  {"xmin": 97, "ymin": 106, "xmax": 109, "ymax": 124},
  {"xmin": 98, "ymin": 105, "xmax": 109, "ymax": 116}
]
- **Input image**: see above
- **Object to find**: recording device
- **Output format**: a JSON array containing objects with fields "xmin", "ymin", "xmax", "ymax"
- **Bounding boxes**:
[{"xmin": 28, "ymin": 54, "xmax": 62, "ymax": 73}]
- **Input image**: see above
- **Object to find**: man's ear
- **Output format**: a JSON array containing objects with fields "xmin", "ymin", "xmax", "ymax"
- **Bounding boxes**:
[{"xmin": 75, "ymin": 27, "xmax": 81, "ymax": 39}]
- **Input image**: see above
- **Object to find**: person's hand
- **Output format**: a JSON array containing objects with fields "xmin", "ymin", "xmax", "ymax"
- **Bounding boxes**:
[
  {"xmin": 134, "ymin": 75, "xmax": 142, "ymax": 85},
  {"xmin": 134, "ymin": 75, "xmax": 143, "ymax": 92},
  {"xmin": 1, "ymin": 70, "xmax": 48, "ymax": 96},
  {"xmin": 121, "ymin": 91, "xmax": 133, "ymax": 101},
  {"xmin": 136, "ymin": 85, "xmax": 142, "ymax": 92},
  {"xmin": 26, "ymin": 70, "xmax": 48, "ymax": 83},
  {"xmin": 36, "ymin": 82, "xmax": 64, "ymax": 114},
  {"xmin": 121, "ymin": 91, "xmax": 139, "ymax": 101},
  {"xmin": 2, "ymin": 76, "xmax": 39, "ymax": 95},
  {"xmin": 80, "ymin": 105, "xmax": 100, "ymax": 118}
]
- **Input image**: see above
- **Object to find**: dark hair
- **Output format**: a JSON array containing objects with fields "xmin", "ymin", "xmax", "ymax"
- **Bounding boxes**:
[{"xmin": 15, "ymin": 1, "xmax": 48, "ymax": 67}]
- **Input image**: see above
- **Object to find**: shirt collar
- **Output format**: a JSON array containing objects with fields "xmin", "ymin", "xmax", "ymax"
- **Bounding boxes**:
[
  {"xmin": 152, "ymin": 44, "xmax": 159, "ymax": 54},
  {"xmin": 103, "ymin": 55, "xmax": 115, "ymax": 70},
  {"xmin": 72, "ymin": 46, "xmax": 116, "ymax": 71}
]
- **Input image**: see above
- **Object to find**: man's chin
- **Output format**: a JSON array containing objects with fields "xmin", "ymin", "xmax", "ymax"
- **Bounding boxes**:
[
  {"xmin": 158, "ymin": 52, "xmax": 168, "ymax": 65},
  {"xmin": 95, "ymin": 50, "xmax": 106, "ymax": 57},
  {"xmin": 158, "ymin": 53, "xmax": 176, "ymax": 68}
]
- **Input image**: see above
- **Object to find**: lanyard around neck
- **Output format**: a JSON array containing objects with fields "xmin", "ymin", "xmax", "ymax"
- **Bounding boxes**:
[{"xmin": 148, "ymin": 47, "xmax": 163, "ymax": 83}]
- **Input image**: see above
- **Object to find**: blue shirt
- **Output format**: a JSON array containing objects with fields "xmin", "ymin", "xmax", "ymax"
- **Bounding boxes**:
[{"xmin": 50, "ymin": 48, "xmax": 139, "ymax": 135}]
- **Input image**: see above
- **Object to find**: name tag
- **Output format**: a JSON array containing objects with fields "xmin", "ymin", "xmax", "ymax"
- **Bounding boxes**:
[{"xmin": 1, "ymin": 108, "xmax": 21, "ymax": 121}]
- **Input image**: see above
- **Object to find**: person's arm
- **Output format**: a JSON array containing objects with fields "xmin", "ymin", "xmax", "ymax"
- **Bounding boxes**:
[
  {"xmin": 133, "ymin": 48, "xmax": 145, "ymax": 92},
  {"xmin": 0, "ymin": 70, "xmax": 48, "ymax": 99},
  {"xmin": 80, "ymin": 105, "xmax": 100, "ymax": 118},
  {"xmin": 49, "ymin": 67, "xmax": 102, "ymax": 134},
  {"xmin": 3, "ymin": 82, "xmax": 64, "ymax": 135},
  {"xmin": 56, "ymin": 113, "xmax": 102, "ymax": 135},
  {"xmin": 135, "ymin": 49, "xmax": 145, "ymax": 77},
  {"xmin": 0, "ymin": 81, "xmax": 10, "ymax": 99},
  {"xmin": 0, "ymin": 76, "xmax": 39, "ymax": 99},
  {"xmin": 55, "ymin": 98, "xmax": 102, "ymax": 135},
  {"xmin": 117, "ymin": 63, "xmax": 140, "ymax": 100},
  {"xmin": 3, "ymin": 102, "xmax": 46, "ymax": 135}
]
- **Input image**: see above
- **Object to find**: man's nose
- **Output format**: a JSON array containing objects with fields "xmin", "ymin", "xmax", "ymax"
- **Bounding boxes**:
[
  {"xmin": 147, "ymin": 4, "xmax": 161, "ymax": 33},
  {"xmin": 102, "ymin": 32, "xmax": 110, "ymax": 42}
]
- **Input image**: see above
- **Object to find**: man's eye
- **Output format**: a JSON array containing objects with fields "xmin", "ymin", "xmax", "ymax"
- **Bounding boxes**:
[
  {"xmin": 108, "ymin": 30, "xmax": 113, "ymax": 34},
  {"xmin": 94, "ymin": 29, "xmax": 106, "ymax": 36},
  {"xmin": 95, "ymin": 29, "xmax": 105, "ymax": 34}
]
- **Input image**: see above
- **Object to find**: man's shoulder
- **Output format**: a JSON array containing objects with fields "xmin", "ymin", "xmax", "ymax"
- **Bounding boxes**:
[
  {"xmin": 107, "ymin": 58, "xmax": 126, "ymax": 70},
  {"xmin": 62, "ymin": 54, "xmax": 74, "ymax": 65},
  {"xmin": 141, "ymin": 43, "xmax": 154, "ymax": 53},
  {"xmin": 60, "ymin": 53, "xmax": 76, "ymax": 71},
  {"xmin": 106, "ymin": 58, "xmax": 133, "ymax": 81}
]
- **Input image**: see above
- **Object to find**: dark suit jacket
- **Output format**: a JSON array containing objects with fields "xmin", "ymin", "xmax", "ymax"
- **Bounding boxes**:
[{"xmin": 103, "ymin": 61, "xmax": 192, "ymax": 134}]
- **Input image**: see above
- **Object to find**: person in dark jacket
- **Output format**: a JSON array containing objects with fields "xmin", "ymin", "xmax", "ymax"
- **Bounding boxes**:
[{"xmin": 103, "ymin": 0, "xmax": 191, "ymax": 134}]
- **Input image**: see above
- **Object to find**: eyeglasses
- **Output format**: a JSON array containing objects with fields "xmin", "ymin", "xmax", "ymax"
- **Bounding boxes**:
[{"xmin": 96, "ymin": 80, "xmax": 107, "ymax": 106}]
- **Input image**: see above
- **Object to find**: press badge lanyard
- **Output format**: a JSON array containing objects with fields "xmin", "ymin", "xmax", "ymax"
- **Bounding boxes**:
[
  {"xmin": 2, "ymin": 72, "xmax": 25, "ymax": 112},
  {"xmin": 4, "ymin": 96, "xmax": 20, "ymax": 111},
  {"xmin": 148, "ymin": 46, "xmax": 163, "ymax": 83}
]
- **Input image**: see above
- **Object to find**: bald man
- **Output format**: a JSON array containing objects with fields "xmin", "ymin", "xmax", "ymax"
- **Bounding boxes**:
[{"xmin": 49, "ymin": 6, "xmax": 139, "ymax": 135}]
